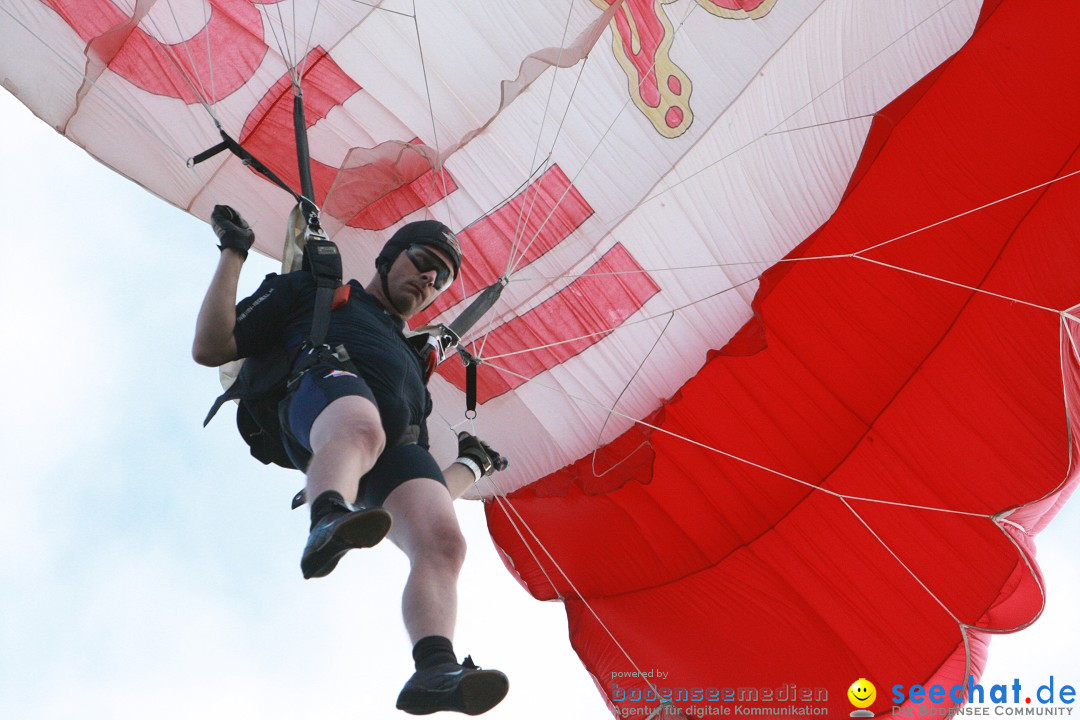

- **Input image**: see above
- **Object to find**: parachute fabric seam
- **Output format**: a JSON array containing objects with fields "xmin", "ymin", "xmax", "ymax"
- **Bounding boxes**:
[
  {"xmin": 461, "ymin": 161, "xmax": 548, "ymax": 234},
  {"xmin": 508, "ymin": 260, "xmax": 820, "ymax": 284},
  {"xmin": 950, "ymin": 314, "xmax": 1080, "ymax": 639},
  {"xmin": 423, "ymin": 0, "xmax": 630, "ymax": 187},
  {"xmin": 753, "ymin": 189, "xmax": 1054, "ymax": 513},
  {"xmin": 766, "ymin": 0, "xmax": 964, "ymax": 139}
]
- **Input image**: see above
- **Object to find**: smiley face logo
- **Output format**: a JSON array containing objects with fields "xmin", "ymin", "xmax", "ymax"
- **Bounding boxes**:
[{"xmin": 848, "ymin": 678, "xmax": 877, "ymax": 709}]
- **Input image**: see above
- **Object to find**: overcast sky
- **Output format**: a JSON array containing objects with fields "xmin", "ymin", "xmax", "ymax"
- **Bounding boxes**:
[{"xmin": 1, "ymin": 87, "xmax": 1077, "ymax": 720}]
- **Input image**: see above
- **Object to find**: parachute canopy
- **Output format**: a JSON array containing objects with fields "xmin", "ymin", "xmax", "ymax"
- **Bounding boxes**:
[{"xmin": 3, "ymin": 0, "xmax": 1079, "ymax": 715}]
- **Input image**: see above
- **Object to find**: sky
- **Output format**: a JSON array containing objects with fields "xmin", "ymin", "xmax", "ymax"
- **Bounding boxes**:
[{"xmin": 1, "ymin": 85, "xmax": 1078, "ymax": 720}]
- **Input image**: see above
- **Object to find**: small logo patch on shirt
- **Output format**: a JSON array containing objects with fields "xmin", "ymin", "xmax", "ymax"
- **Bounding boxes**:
[{"xmin": 323, "ymin": 369, "xmax": 357, "ymax": 380}]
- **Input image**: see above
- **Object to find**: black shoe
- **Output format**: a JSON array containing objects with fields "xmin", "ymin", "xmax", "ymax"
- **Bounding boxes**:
[
  {"xmin": 300, "ymin": 506, "xmax": 391, "ymax": 579},
  {"xmin": 396, "ymin": 656, "xmax": 509, "ymax": 716}
]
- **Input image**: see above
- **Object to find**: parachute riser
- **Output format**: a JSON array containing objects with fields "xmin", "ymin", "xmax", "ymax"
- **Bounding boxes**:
[
  {"xmin": 291, "ymin": 85, "xmax": 320, "ymax": 230},
  {"xmin": 283, "ymin": 82, "xmax": 327, "ymax": 269},
  {"xmin": 188, "ymin": 90, "xmax": 322, "ymax": 239}
]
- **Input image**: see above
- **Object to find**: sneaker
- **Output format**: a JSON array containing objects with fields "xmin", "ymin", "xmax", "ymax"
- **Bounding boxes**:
[
  {"xmin": 300, "ymin": 505, "xmax": 391, "ymax": 579},
  {"xmin": 396, "ymin": 656, "xmax": 509, "ymax": 716}
]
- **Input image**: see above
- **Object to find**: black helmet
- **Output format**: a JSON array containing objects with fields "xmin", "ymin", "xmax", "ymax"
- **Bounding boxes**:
[{"xmin": 376, "ymin": 220, "xmax": 462, "ymax": 279}]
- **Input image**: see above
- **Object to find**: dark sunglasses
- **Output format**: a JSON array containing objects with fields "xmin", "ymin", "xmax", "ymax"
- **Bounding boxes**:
[{"xmin": 405, "ymin": 244, "xmax": 454, "ymax": 290}]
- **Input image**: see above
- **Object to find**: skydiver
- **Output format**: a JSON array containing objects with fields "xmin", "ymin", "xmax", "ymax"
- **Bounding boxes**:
[{"xmin": 192, "ymin": 206, "xmax": 509, "ymax": 716}]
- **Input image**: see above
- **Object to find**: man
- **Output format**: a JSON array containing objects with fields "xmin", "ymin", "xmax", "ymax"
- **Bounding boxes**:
[{"xmin": 192, "ymin": 206, "xmax": 509, "ymax": 716}]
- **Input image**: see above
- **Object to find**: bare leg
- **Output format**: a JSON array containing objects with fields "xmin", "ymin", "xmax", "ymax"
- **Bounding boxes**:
[
  {"xmin": 383, "ymin": 477, "xmax": 467, "ymax": 642},
  {"xmin": 390, "ymin": 481, "xmax": 508, "ymax": 715},
  {"xmin": 299, "ymin": 394, "xmax": 390, "ymax": 579},
  {"xmin": 306, "ymin": 394, "xmax": 385, "ymax": 505}
]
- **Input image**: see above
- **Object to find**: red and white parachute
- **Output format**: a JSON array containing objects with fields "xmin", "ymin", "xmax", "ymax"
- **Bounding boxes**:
[{"xmin": 4, "ymin": 0, "xmax": 1079, "ymax": 715}]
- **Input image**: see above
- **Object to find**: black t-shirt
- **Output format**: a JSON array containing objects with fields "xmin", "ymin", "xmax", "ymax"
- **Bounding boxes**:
[{"xmin": 233, "ymin": 272, "xmax": 434, "ymax": 448}]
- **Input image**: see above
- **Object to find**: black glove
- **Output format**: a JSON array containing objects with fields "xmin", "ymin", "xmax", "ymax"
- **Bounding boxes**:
[
  {"xmin": 457, "ymin": 431, "xmax": 508, "ymax": 477},
  {"xmin": 211, "ymin": 204, "xmax": 255, "ymax": 259}
]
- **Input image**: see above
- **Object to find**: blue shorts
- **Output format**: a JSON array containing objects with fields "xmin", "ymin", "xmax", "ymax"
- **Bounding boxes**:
[{"xmin": 279, "ymin": 362, "xmax": 445, "ymax": 506}]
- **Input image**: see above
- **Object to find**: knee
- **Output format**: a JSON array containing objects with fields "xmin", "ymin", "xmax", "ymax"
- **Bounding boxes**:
[
  {"xmin": 324, "ymin": 413, "xmax": 386, "ymax": 460},
  {"xmin": 416, "ymin": 519, "xmax": 467, "ymax": 572}
]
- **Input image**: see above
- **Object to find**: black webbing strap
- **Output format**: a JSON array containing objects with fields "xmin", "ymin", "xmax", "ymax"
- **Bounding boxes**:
[
  {"xmin": 189, "ymin": 128, "xmax": 317, "ymax": 219},
  {"xmin": 302, "ymin": 238, "xmax": 343, "ymax": 347},
  {"xmin": 465, "ymin": 359, "xmax": 477, "ymax": 418},
  {"xmin": 443, "ymin": 283, "xmax": 505, "ymax": 419},
  {"xmin": 457, "ymin": 346, "xmax": 479, "ymax": 418},
  {"xmin": 446, "ymin": 281, "xmax": 505, "ymax": 341}
]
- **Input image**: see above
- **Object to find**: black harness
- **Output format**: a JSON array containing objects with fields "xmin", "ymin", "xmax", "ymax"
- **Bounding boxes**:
[
  {"xmin": 192, "ymin": 89, "xmax": 499, "ymax": 468},
  {"xmin": 203, "ymin": 238, "xmax": 350, "ymax": 469}
]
